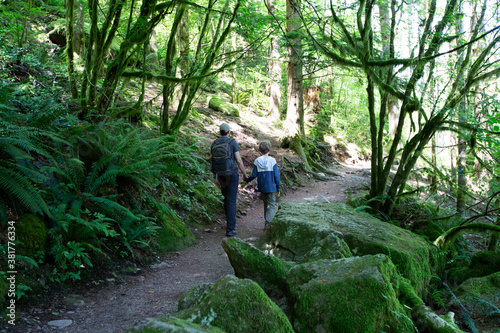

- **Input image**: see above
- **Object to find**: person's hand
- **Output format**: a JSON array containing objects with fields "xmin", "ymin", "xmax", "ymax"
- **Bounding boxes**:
[{"xmin": 277, "ymin": 191, "xmax": 280, "ymax": 197}]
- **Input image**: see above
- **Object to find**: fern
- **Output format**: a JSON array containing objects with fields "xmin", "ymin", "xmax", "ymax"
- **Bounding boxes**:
[
  {"xmin": 443, "ymin": 283, "xmax": 478, "ymax": 333},
  {"xmin": 0, "ymin": 119, "xmax": 60, "ymax": 217}
]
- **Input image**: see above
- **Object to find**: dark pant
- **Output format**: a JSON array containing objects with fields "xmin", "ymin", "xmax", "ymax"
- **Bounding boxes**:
[{"xmin": 219, "ymin": 173, "xmax": 239, "ymax": 232}]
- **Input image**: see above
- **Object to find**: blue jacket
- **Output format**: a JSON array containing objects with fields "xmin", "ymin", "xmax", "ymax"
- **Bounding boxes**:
[{"xmin": 244, "ymin": 155, "xmax": 280, "ymax": 193}]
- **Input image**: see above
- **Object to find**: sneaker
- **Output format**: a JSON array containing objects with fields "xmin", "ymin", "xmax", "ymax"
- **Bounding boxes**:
[{"xmin": 226, "ymin": 230, "xmax": 238, "ymax": 237}]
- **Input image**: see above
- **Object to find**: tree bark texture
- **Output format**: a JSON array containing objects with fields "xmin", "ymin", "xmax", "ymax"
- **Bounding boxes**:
[{"xmin": 285, "ymin": 0, "xmax": 304, "ymax": 139}]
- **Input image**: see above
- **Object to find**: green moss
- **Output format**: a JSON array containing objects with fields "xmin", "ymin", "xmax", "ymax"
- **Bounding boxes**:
[
  {"xmin": 155, "ymin": 205, "xmax": 195, "ymax": 253},
  {"xmin": 412, "ymin": 220, "xmax": 445, "ymax": 241},
  {"xmin": 178, "ymin": 284, "xmax": 213, "ymax": 311},
  {"xmin": 399, "ymin": 278, "xmax": 423, "ymax": 308},
  {"xmin": 176, "ymin": 275, "xmax": 294, "ymax": 333},
  {"xmin": 274, "ymin": 202, "xmax": 442, "ymax": 297},
  {"xmin": 287, "ymin": 255, "xmax": 415, "ymax": 333},
  {"xmin": 17, "ymin": 214, "xmax": 47, "ymax": 256},
  {"xmin": 447, "ymin": 251, "xmax": 500, "ymax": 286},
  {"xmin": 447, "ymin": 266, "xmax": 473, "ymax": 286},
  {"xmin": 469, "ymin": 250, "xmax": 500, "ymax": 276},
  {"xmin": 269, "ymin": 206, "xmax": 353, "ymax": 262},
  {"xmin": 456, "ymin": 271, "xmax": 500, "ymax": 301},
  {"xmin": 208, "ymin": 96, "xmax": 239, "ymax": 117},
  {"xmin": 222, "ymin": 238, "xmax": 292, "ymax": 294}
]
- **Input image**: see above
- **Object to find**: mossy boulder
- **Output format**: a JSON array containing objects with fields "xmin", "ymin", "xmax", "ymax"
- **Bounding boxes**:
[
  {"xmin": 469, "ymin": 250, "xmax": 500, "ymax": 277},
  {"xmin": 451, "ymin": 272, "xmax": 500, "ymax": 320},
  {"xmin": 208, "ymin": 96, "xmax": 239, "ymax": 117},
  {"xmin": 156, "ymin": 205, "xmax": 195, "ymax": 253},
  {"xmin": 127, "ymin": 316, "xmax": 225, "ymax": 332},
  {"xmin": 274, "ymin": 202, "xmax": 441, "ymax": 296},
  {"xmin": 286, "ymin": 255, "xmax": 415, "ymax": 333},
  {"xmin": 447, "ymin": 250, "xmax": 500, "ymax": 286},
  {"xmin": 411, "ymin": 220, "xmax": 445, "ymax": 241},
  {"xmin": 221, "ymin": 238, "xmax": 293, "ymax": 294},
  {"xmin": 178, "ymin": 283, "xmax": 213, "ymax": 311},
  {"xmin": 17, "ymin": 214, "xmax": 47, "ymax": 256},
  {"xmin": 175, "ymin": 275, "xmax": 293, "ymax": 333},
  {"xmin": 267, "ymin": 205, "xmax": 352, "ymax": 263}
]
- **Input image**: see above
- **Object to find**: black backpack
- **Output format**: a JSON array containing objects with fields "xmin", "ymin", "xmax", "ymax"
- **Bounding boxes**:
[{"xmin": 210, "ymin": 138, "xmax": 237, "ymax": 176}]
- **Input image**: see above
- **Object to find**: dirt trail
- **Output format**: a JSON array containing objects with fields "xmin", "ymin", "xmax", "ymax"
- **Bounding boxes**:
[{"xmin": 4, "ymin": 161, "xmax": 370, "ymax": 333}]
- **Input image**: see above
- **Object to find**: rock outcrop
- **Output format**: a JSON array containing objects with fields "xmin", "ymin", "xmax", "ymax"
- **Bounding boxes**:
[
  {"xmin": 221, "ymin": 238, "xmax": 292, "ymax": 294},
  {"xmin": 270, "ymin": 202, "xmax": 442, "ymax": 296},
  {"xmin": 209, "ymin": 96, "xmax": 239, "ymax": 117},
  {"xmin": 287, "ymin": 255, "xmax": 415, "ymax": 333},
  {"xmin": 175, "ymin": 275, "xmax": 294, "ymax": 333}
]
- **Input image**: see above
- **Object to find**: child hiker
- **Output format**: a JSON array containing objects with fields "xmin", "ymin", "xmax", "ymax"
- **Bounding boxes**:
[{"xmin": 244, "ymin": 141, "xmax": 280, "ymax": 228}]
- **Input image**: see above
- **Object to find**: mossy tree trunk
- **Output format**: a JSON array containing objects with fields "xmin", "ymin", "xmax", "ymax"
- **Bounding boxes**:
[
  {"xmin": 283, "ymin": 0, "xmax": 307, "ymax": 168},
  {"xmin": 79, "ymin": 0, "xmax": 128, "ymax": 117},
  {"xmin": 97, "ymin": 0, "xmax": 163, "ymax": 111},
  {"xmin": 65, "ymin": 0, "xmax": 78, "ymax": 99},
  {"xmin": 162, "ymin": 0, "xmax": 242, "ymax": 134}
]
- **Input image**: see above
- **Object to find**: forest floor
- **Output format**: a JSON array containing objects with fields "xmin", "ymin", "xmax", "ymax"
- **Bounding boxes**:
[
  {"xmin": 5, "ymin": 161, "xmax": 371, "ymax": 333},
  {"xmin": 2, "ymin": 104, "xmax": 375, "ymax": 332}
]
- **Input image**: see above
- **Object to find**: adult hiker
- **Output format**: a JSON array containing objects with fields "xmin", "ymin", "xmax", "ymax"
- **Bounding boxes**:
[
  {"xmin": 244, "ymin": 141, "xmax": 280, "ymax": 228},
  {"xmin": 210, "ymin": 123, "xmax": 247, "ymax": 237}
]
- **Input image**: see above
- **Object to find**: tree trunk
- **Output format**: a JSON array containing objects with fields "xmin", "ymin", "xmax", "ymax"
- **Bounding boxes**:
[
  {"xmin": 455, "ymin": 3, "xmax": 467, "ymax": 216},
  {"xmin": 285, "ymin": 0, "xmax": 304, "ymax": 139},
  {"xmin": 65, "ymin": 0, "xmax": 78, "ymax": 99},
  {"xmin": 174, "ymin": 6, "xmax": 189, "ymax": 108},
  {"xmin": 267, "ymin": 0, "xmax": 281, "ymax": 121}
]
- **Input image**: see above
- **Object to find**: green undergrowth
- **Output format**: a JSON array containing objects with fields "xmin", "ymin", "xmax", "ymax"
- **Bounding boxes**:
[{"xmin": 0, "ymin": 115, "xmax": 222, "ymax": 311}]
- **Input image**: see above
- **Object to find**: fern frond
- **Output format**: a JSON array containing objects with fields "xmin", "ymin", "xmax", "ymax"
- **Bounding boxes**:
[{"xmin": 0, "ymin": 167, "xmax": 50, "ymax": 216}]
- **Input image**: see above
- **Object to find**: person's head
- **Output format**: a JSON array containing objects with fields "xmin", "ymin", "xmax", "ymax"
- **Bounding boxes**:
[
  {"xmin": 220, "ymin": 123, "xmax": 231, "ymax": 136},
  {"xmin": 259, "ymin": 141, "xmax": 271, "ymax": 154}
]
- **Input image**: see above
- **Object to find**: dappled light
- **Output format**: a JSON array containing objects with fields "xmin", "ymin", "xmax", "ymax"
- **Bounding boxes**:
[{"xmin": 0, "ymin": 0, "xmax": 499, "ymax": 332}]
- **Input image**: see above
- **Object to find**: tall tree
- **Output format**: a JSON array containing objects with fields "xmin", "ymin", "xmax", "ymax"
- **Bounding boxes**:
[
  {"xmin": 284, "ymin": 0, "xmax": 308, "ymax": 166},
  {"xmin": 267, "ymin": 0, "xmax": 282, "ymax": 120},
  {"xmin": 299, "ymin": 0, "xmax": 500, "ymax": 215},
  {"xmin": 161, "ymin": 0, "xmax": 242, "ymax": 134},
  {"xmin": 455, "ymin": 0, "xmax": 467, "ymax": 216}
]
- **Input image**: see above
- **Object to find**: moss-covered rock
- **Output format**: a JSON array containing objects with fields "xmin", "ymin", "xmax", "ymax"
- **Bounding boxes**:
[
  {"xmin": 452, "ymin": 272, "xmax": 500, "ymax": 320},
  {"xmin": 412, "ymin": 220, "xmax": 445, "ymax": 242},
  {"xmin": 221, "ymin": 238, "xmax": 292, "ymax": 294},
  {"xmin": 274, "ymin": 202, "xmax": 441, "ymax": 296},
  {"xmin": 178, "ymin": 284, "xmax": 213, "ymax": 311},
  {"xmin": 469, "ymin": 250, "xmax": 500, "ymax": 277},
  {"xmin": 175, "ymin": 275, "xmax": 293, "ymax": 333},
  {"xmin": 287, "ymin": 255, "xmax": 415, "ymax": 333},
  {"xmin": 447, "ymin": 250, "xmax": 500, "ymax": 286},
  {"xmin": 156, "ymin": 205, "xmax": 195, "ymax": 253},
  {"xmin": 208, "ymin": 96, "xmax": 239, "ymax": 117},
  {"xmin": 17, "ymin": 214, "xmax": 47, "ymax": 256},
  {"xmin": 447, "ymin": 267, "xmax": 472, "ymax": 286},
  {"xmin": 127, "ymin": 316, "xmax": 226, "ymax": 332},
  {"xmin": 267, "ymin": 205, "xmax": 352, "ymax": 262},
  {"xmin": 399, "ymin": 277, "xmax": 424, "ymax": 308}
]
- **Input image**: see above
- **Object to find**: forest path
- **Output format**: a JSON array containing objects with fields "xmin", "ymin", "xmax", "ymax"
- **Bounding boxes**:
[{"xmin": 8, "ymin": 162, "xmax": 370, "ymax": 333}]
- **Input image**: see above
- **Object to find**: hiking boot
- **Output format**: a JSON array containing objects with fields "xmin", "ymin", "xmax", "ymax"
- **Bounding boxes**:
[{"xmin": 226, "ymin": 230, "xmax": 238, "ymax": 237}]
